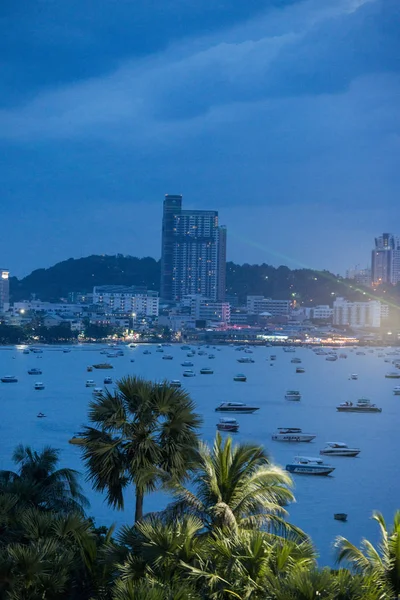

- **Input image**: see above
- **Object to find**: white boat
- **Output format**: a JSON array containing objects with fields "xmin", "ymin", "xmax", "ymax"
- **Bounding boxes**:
[
  {"xmin": 283, "ymin": 347, "xmax": 296, "ymax": 353},
  {"xmin": 393, "ymin": 386, "xmax": 400, "ymax": 395},
  {"xmin": 272, "ymin": 428, "xmax": 316, "ymax": 442},
  {"xmin": 296, "ymin": 367, "xmax": 305, "ymax": 373},
  {"xmin": 181, "ymin": 361, "xmax": 194, "ymax": 367},
  {"xmin": 339, "ymin": 354, "xmax": 347, "ymax": 359},
  {"xmin": 31, "ymin": 348, "xmax": 43, "ymax": 354},
  {"xmin": 217, "ymin": 418, "xmax": 239, "ymax": 432},
  {"xmin": 28, "ymin": 368, "xmax": 42, "ymax": 375},
  {"xmin": 336, "ymin": 398, "xmax": 382, "ymax": 413},
  {"xmin": 1, "ymin": 376, "xmax": 18, "ymax": 383},
  {"xmin": 233, "ymin": 373, "xmax": 247, "ymax": 382},
  {"xmin": 215, "ymin": 402, "xmax": 259, "ymax": 414},
  {"xmin": 162, "ymin": 355, "xmax": 173, "ymax": 360},
  {"xmin": 385, "ymin": 372, "xmax": 400, "ymax": 379},
  {"xmin": 86, "ymin": 379, "xmax": 96, "ymax": 387},
  {"xmin": 183, "ymin": 370, "xmax": 196, "ymax": 377},
  {"xmin": 349, "ymin": 374, "xmax": 358, "ymax": 380},
  {"xmin": 326, "ymin": 355, "xmax": 338, "ymax": 362},
  {"xmin": 237, "ymin": 357, "xmax": 255, "ymax": 364},
  {"xmin": 34, "ymin": 382, "xmax": 45, "ymax": 390},
  {"xmin": 93, "ymin": 387, "xmax": 103, "ymax": 396},
  {"xmin": 286, "ymin": 456, "xmax": 335, "ymax": 476},
  {"xmin": 320, "ymin": 442, "xmax": 360, "ymax": 457},
  {"xmin": 104, "ymin": 377, "xmax": 113, "ymax": 384},
  {"xmin": 200, "ymin": 368, "xmax": 213, "ymax": 375},
  {"xmin": 170, "ymin": 380, "xmax": 182, "ymax": 388},
  {"xmin": 285, "ymin": 390, "xmax": 301, "ymax": 401},
  {"xmin": 156, "ymin": 348, "xmax": 164, "ymax": 353}
]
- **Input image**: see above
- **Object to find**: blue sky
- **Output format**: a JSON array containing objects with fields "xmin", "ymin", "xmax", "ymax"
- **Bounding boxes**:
[{"xmin": 1, "ymin": 0, "xmax": 399, "ymax": 277}]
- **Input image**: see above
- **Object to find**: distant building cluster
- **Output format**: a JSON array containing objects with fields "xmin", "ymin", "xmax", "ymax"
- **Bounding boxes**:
[{"xmin": 347, "ymin": 232, "xmax": 400, "ymax": 288}]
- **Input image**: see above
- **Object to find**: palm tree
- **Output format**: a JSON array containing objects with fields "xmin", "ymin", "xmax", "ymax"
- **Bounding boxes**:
[
  {"xmin": 78, "ymin": 376, "xmax": 202, "ymax": 522},
  {"xmin": 0, "ymin": 444, "xmax": 88, "ymax": 514},
  {"xmin": 169, "ymin": 433, "xmax": 296, "ymax": 533},
  {"xmin": 335, "ymin": 510, "xmax": 400, "ymax": 598}
]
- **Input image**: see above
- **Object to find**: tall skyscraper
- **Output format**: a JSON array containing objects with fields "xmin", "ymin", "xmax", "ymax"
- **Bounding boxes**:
[
  {"xmin": 371, "ymin": 233, "xmax": 400, "ymax": 285},
  {"xmin": 160, "ymin": 195, "xmax": 227, "ymax": 302},
  {"xmin": 0, "ymin": 269, "xmax": 10, "ymax": 313}
]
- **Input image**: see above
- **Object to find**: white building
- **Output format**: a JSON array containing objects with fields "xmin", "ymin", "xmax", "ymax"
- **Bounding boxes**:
[
  {"xmin": 181, "ymin": 294, "xmax": 230, "ymax": 323},
  {"xmin": 247, "ymin": 296, "xmax": 290, "ymax": 317},
  {"xmin": 0, "ymin": 269, "xmax": 10, "ymax": 313},
  {"xmin": 93, "ymin": 286, "xmax": 159, "ymax": 317},
  {"xmin": 13, "ymin": 301, "xmax": 83, "ymax": 314},
  {"xmin": 333, "ymin": 297, "xmax": 382, "ymax": 328},
  {"xmin": 310, "ymin": 305, "xmax": 334, "ymax": 320}
]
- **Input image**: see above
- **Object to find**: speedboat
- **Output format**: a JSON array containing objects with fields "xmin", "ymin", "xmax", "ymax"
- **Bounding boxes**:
[
  {"xmin": 200, "ymin": 368, "xmax": 213, "ymax": 375},
  {"xmin": 233, "ymin": 374, "xmax": 247, "ymax": 382},
  {"xmin": 37, "ymin": 412, "xmax": 46, "ymax": 418},
  {"xmin": 86, "ymin": 379, "xmax": 96, "ymax": 387},
  {"xmin": 28, "ymin": 368, "xmax": 42, "ymax": 375},
  {"xmin": 349, "ymin": 374, "xmax": 358, "ymax": 380},
  {"xmin": 320, "ymin": 442, "xmax": 360, "ymax": 457},
  {"xmin": 170, "ymin": 380, "xmax": 182, "ymax": 388},
  {"xmin": 162, "ymin": 354, "xmax": 174, "ymax": 360},
  {"xmin": 291, "ymin": 358, "xmax": 302, "ymax": 364},
  {"xmin": 181, "ymin": 361, "xmax": 194, "ymax": 367},
  {"xmin": 337, "ymin": 398, "xmax": 382, "ymax": 413},
  {"xmin": 183, "ymin": 370, "xmax": 196, "ymax": 377},
  {"xmin": 34, "ymin": 382, "xmax": 45, "ymax": 390},
  {"xmin": 215, "ymin": 402, "xmax": 259, "ymax": 414},
  {"xmin": 104, "ymin": 377, "xmax": 113, "ymax": 384},
  {"xmin": 272, "ymin": 428, "xmax": 316, "ymax": 442},
  {"xmin": 217, "ymin": 418, "xmax": 239, "ymax": 432},
  {"xmin": 285, "ymin": 390, "xmax": 301, "ymax": 401},
  {"xmin": 393, "ymin": 386, "xmax": 400, "ymax": 395},
  {"xmin": 385, "ymin": 372, "xmax": 400, "ymax": 379},
  {"xmin": 237, "ymin": 357, "xmax": 255, "ymax": 363},
  {"xmin": 296, "ymin": 367, "xmax": 305, "ymax": 373},
  {"xmin": 286, "ymin": 456, "xmax": 335, "ymax": 476},
  {"xmin": 1, "ymin": 376, "xmax": 18, "ymax": 383}
]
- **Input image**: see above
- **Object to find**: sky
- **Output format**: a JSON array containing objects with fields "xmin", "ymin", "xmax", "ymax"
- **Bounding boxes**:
[{"xmin": 1, "ymin": 0, "xmax": 399, "ymax": 278}]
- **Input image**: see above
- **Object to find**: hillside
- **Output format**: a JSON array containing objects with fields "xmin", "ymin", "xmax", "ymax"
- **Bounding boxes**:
[{"xmin": 9, "ymin": 254, "xmax": 389, "ymax": 307}]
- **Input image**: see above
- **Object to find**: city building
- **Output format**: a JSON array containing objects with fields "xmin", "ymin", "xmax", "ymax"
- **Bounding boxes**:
[
  {"xmin": 333, "ymin": 297, "xmax": 382, "ymax": 329},
  {"xmin": 371, "ymin": 233, "xmax": 400, "ymax": 285},
  {"xmin": 310, "ymin": 305, "xmax": 334, "ymax": 321},
  {"xmin": 181, "ymin": 294, "xmax": 230, "ymax": 323},
  {"xmin": 246, "ymin": 296, "xmax": 290, "ymax": 318},
  {"xmin": 160, "ymin": 194, "xmax": 227, "ymax": 302},
  {"xmin": 0, "ymin": 269, "xmax": 10, "ymax": 313},
  {"xmin": 92, "ymin": 285, "xmax": 159, "ymax": 317},
  {"xmin": 346, "ymin": 266, "xmax": 372, "ymax": 287}
]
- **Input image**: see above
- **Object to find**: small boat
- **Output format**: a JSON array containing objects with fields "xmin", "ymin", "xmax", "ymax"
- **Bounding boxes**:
[
  {"xmin": 334, "ymin": 513, "xmax": 348, "ymax": 522},
  {"xmin": 93, "ymin": 363, "xmax": 113, "ymax": 369},
  {"xmin": 217, "ymin": 418, "xmax": 239, "ymax": 432},
  {"xmin": 393, "ymin": 386, "xmax": 400, "ymax": 395},
  {"xmin": 31, "ymin": 348, "xmax": 43, "ymax": 354},
  {"xmin": 63, "ymin": 349, "xmax": 71, "ymax": 353},
  {"xmin": 34, "ymin": 382, "xmax": 45, "ymax": 390},
  {"xmin": 187, "ymin": 352, "xmax": 195, "ymax": 357},
  {"xmin": 286, "ymin": 456, "xmax": 335, "ymax": 476},
  {"xmin": 385, "ymin": 372, "xmax": 400, "ymax": 379},
  {"xmin": 339, "ymin": 354, "xmax": 348, "ymax": 359},
  {"xmin": 233, "ymin": 374, "xmax": 247, "ymax": 382},
  {"xmin": 69, "ymin": 436, "xmax": 85, "ymax": 445},
  {"xmin": 215, "ymin": 402, "xmax": 259, "ymax": 414},
  {"xmin": 183, "ymin": 370, "xmax": 196, "ymax": 377},
  {"xmin": 237, "ymin": 357, "xmax": 255, "ymax": 364},
  {"xmin": 200, "ymin": 368, "xmax": 214, "ymax": 375},
  {"xmin": 143, "ymin": 350, "xmax": 152, "ymax": 355},
  {"xmin": 87, "ymin": 366, "xmax": 93, "ymax": 372},
  {"xmin": 156, "ymin": 348, "xmax": 164, "ymax": 353},
  {"xmin": 349, "ymin": 374, "xmax": 358, "ymax": 380},
  {"xmin": 181, "ymin": 345, "xmax": 191, "ymax": 350},
  {"xmin": 198, "ymin": 350, "xmax": 207, "ymax": 356},
  {"xmin": 128, "ymin": 343, "xmax": 137, "ymax": 348},
  {"xmin": 104, "ymin": 377, "xmax": 113, "ymax": 384},
  {"xmin": 28, "ymin": 368, "xmax": 42, "ymax": 375},
  {"xmin": 272, "ymin": 428, "xmax": 316, "ymax": 442},
  {"xmin": 37, "ymin": 412, "xmax": 46, "ymax": 418},
  {"xmin": 270, "ymin": 355, "xmax": 277, "ymax": 361},
  {"xmin": 170, "ymin": 380, "xmax": 182, "ymax": 388},
  {"xmin": 283, "ymin": 347, "xmax": 296, "ymax": 353},
  {"xmin": 320, "ymin": 442, "xmax": 360, "ymax": 457},
  {"xmin": 208, "ymin": 354, "xmax": 215, "ymax": 359},
  {"xmin": 181, "ymin": 361, "xmax": 194, "ymax": 367},
  {"xmin": 130, "ymin": 359, "xmax": 135, "ymax": 363},
  {"xmin": 291, "ymin": 358, "xmax": 302, "ymax": 364},
  {"xmin": 285, "ymin": 390, "xmax": 301, "ymax": 401},
  {"xmin": 336, "ymin": 398, "xmax": 382, "ymax": 413},
  {"xmin": 86, "ymin": 379, "xmax": 96, "ymax": 387},
  {"xmin": 93, "ymin": 387, "xmax": 103, "ymax": 396},
  {"xmin": 356, "ymin": 351, "xmax": 366, "ymax": 356},
  {"xmin": 162, "ymin": 354, "xmax": 173, "ymax": 360},
  {"xmin": 1, "ymin": 376, "xmax": 18, "ymax": 383},
  {"xmin": 296, "ymin": 367, "xmax": 305, "ymax": 373},
  {"xmin": 326, "ymin": 355, "xmax": 338, "ymax": 362},
  {"xmin": 22, "ymin": 349, "xmax": 30, "ymax": 355}
]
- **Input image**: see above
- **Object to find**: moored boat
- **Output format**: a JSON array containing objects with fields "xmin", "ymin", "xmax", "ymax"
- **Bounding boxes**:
[
  {"xmin": 334, "ymin": 513, "xmax": 348, "ymax": 521},
  {"xmin": 34, "ymin": 382, "xmax": 45, "ymax": 390},
  {"xmin": 93, "ymin": 387, "xmax": 104, "ymax": 396},
  {"xmin": 215, "ymin": 402, "xmax": 259, "ymax": 414},
  {"xmin": 296, "ymin": 367, "xmax": 305, "ymax": 373},
  {"xmin": 87, "ymin": 366, "xmax": 93, "ymax": 372},
  {"xmin": 104, "ymin": 377, "xmax": 113, "ymax": 384},
  {"xmin": 200, "ymin": 368, "xmax": 213, "ymax": 375},
  {"xmin": 183, "ymin": 370, "xmax": 196, "ymax": 377},
  {"xmin": 92, "ymin": 363, "xmax": 113, "ymax": 369},
  {"xmin": 162, "ymin": 354, "xmax": 173, "ymax": 360},
  {"xmin": 233, "ymin": 373, "xmax": 247, "ymax": 382},
  {"xmin": 181, "ymin": 361, "xmax": 194, "ymax": 367},
  {"xmin": 86, "ymin": 379, "xmax": 96, "ymax": 387},
  {"xmin": 286, "ymin": 456, "xmax": 335, "ymax": 476},
  {"xmin": 285, "ymin": 390, "xmax": 301, "ymax": 401},
  {"xmin": 272, "ymin": 428, "xmax": 316, "ymax": 442},
  {"xmin": 1, "ymin": 376, "xmax": 18, "ymax": 383},
  {"xmin": 217, "ymin": 418, "xmax": 239, "ymax": 432},
  {"xmin": 393, "ymin": 386, "xmax": 400, "ymax": 395},
  {"xmin": 349, "ymin": 374, "xmax": 358, "ymax": 380},
  {"xmin": 170, "ymin": 380, "xmax": 182, "ymax": 388},
  {"xmin": 291, "ymin": 358, "xmax": 302, "ymax": 364},
  {"xmin": 385, "ymin": 372, "xmax": 400, "ymax": 379},
  {"xmin": 237, "ymin": 357, "xmax": 255, "ymax": 364},
  {"xmin": 28, "ymin": 368, "xmax": 42, "ymax": 375},
  {"xmin": 320, "ymin": 442, "xmax": 360, "ymax": 457},
  {"xmin": 336, "ymin": 398, "xmax": 382, "ymax": 413}
]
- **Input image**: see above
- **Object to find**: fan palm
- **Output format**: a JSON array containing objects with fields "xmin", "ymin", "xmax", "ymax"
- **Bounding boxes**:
[
  {"xmin": 169, "ymin": 433, "xmax": 295, "ymax": 533},
  {"xmin": 335, "ymin": 510, "xmax": 400, "ymax": 597},
  {"xmin": 0, "ymin": 444, "xmax": 88, "ymax": 514},
  {"xmin": 78, "ymin": 376, "xmax": 202, "ymax": 522}
]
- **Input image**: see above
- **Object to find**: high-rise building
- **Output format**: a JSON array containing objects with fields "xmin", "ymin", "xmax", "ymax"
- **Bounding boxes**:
[
  {"xmin": 0, "ymin": 269, "xmax": 10, "ymax": 313},
  {"xmin": 160, "ymin": 195, "xmax": 227, "ymax": 302},
  {"xmin": 371, "ymin": 233, "xmax": 400, "ymax": 285}
]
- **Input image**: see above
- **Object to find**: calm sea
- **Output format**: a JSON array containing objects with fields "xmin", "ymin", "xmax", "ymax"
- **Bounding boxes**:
[{"xmin": 1, "ymin": 343, "xmax": 399, "ymax": 565}]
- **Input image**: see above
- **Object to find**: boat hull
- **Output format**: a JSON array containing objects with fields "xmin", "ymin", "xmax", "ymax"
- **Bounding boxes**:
[
  {"xmin": 336, "ymin": 407, "xmax": 382, "ymax": 413},
  {"xmin": 273, "ymin": 434, "xmax": 315, "ymax": 442},
  {"xmin": 217, "ymin": 425, "xmax": 239, "ymax": 432},
  {"xmin": 215, "ymin": 407, "xmax": 259, "ymax": 414},
  {"xmin": 320, "ymin": 449, "xmax": 360, "ymax": 457},
  {"xmin": 286, "ymin": 465, "xmax": 334, "ymax": 475}
]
